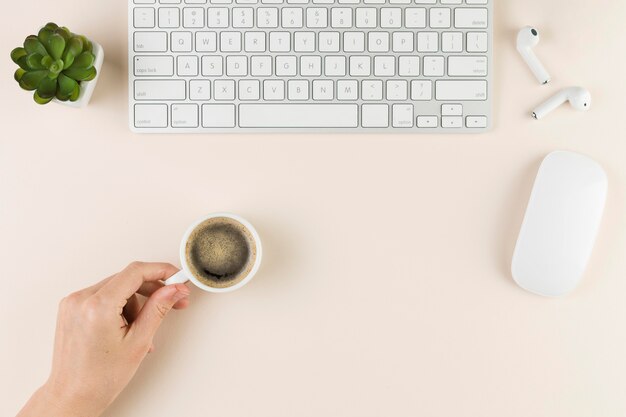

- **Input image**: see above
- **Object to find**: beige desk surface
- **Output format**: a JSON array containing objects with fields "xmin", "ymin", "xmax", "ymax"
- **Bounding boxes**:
[{"xmin": 2, "ymin": 1, "xmax": 626, "ymax": 416}]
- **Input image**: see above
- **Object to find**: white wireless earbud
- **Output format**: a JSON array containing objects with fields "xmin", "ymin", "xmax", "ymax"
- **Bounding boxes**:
[
  {"xmin": 517, "ymin": 26, "xmax": 551, "ymax": 85},
  {"xmin": 532, "ymin": 87, "xmax": 591, "ymax": 119}
]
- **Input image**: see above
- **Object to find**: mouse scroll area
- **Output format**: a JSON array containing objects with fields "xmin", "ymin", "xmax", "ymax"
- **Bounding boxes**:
[{"xmin": 511, "ymin": 151, "xmax": 607, "ymax": 297}]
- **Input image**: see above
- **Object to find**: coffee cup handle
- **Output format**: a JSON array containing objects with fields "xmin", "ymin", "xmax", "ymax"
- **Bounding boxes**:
[{"xmin": 165, "ymin": 270, "xmax": 189, "ymax": 286}]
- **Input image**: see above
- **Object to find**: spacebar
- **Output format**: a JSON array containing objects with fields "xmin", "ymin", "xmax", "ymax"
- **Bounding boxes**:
[{"xmin": 239, "ymin": 104, "xmax": 358, "ymax": 128}]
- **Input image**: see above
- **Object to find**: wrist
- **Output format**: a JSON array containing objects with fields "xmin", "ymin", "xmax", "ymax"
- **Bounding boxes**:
[{"xmin": 38, "ymin": 381, "xmax": 103, "ymax": 417}]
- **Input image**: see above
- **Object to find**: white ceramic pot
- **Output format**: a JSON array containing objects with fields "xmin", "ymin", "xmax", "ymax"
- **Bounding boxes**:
[{"xmin": 53, "ymin": 40, "xmax": 104, "ymax": 108}]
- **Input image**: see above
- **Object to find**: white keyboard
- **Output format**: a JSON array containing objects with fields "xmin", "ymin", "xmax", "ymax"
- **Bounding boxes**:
[{"xmin": 128, "ymin": 0, "xmax": 492, "ymax": 133}]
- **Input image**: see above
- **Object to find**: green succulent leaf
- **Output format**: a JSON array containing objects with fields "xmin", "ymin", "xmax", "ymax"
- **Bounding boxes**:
[
  {"xmin": 16, "ymin": 56, "xmax": 30, "ymax": 70},
  {"xmin": 78, "ymin": 35, "xmax": 93, "ymax": 54},
  {"xmin": 19, "ymin": 70, "xmax": 48, "ymax": 91},
  {"xmin": 37, "ymin": 76, "xmax": 57, "ymax": 98},
  {"xmin": 41, "ymin": 55, "xmax": 54, "ymax": 68},
  {"xmin": 24, "ymin": 36, "xmax": 48, "ymax": 56},
  {"xmin": 46, "ymin": 33, "xmax": 66, "ymax": 60},
  {"xmin": 70, "ymin": 83, "xmax": 81, "ymax": 101},
  {"xmin": 44, "ymin": 22, "xmax": 59, "ymax": 31},
  {"xmin": 26, "ymin": 53, "xmax": 47, "ymax": 70},
  {"xmin": 14, "ymin": 68, "xmax": 26, "ymax": 82},
  {"xmin": 33, "ymin": 90, "xmax": 53, "ymax": 105},
  {"xmin": 48, "ymin": 59, "xmax": 64, "ymax": 77},
  {"xmin": 63, "ymin": 66, "xmax": 96, "ymax": 81},
  {"xmin": 38, "ymin": 27, "xmax": 53, "ymax": 44},
  {"xmin": 70, "ymin": 51, "xmax": 95, "ymax": 69},
  {"xmin": 11, "ymin": 47, "xmax": 27, "ymax": 64},
  {"xmin": 56, "ymin": 27, "xmax": 72, "ymax": 42},
  {"xmin": 57, "ymin": 73, "xmax": 78, "ymax": 98},
  {"xmin": 62, "ymin": 37, "xmax": 84, "ymax": 69}
]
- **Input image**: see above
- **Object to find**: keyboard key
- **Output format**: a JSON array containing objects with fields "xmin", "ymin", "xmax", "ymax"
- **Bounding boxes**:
[
  {"xmin": 171, "ymin": 104, "xmax": 199, "ymax": 127},
  {"xmin": 312, "ymin": 80, "xmax": 333, "ymax": 100},
  {"xmin": 398, "ymin": 56, "xmax": 419, "ymax": 76},
  {"xmin": 269, "ymin": 32, "xmax": 291, "ymax": 51},
  {"xmin": 244, "ymin": 32, "xmax": 266, "ymax": 52},
  {"xmin": 337, "ymin": 80, "xmax": 358, "ymax": 100},
  {"xmin": 183, "ymin": 7, "xmax": 205, "ymax": 27},
  {"xmin": 134, "ymin": 32, "xmax": 167, "ymax": 52},
  {"xmin": 429, "ymin": 8, "xmax": 451, "ymax": 28},
  {"xmin": 258, "ymin": 8, "xmax": 279, "ymax": 27},
  {"xmin": 441, "ymin": 104, "xmax": 462, "ymax": 116},
  {"xmin": 177, "ymin": 55, "xmax": 199, "ymax": 76},
  {"xmin": 392, "ymin": 104, "xmax": 413, "ymax": 128},
  {"xmin": 417, "ymin": 32, "xmax": 438, "ymax": 52},
  {"xmin": 355, "ymin": 8, "xmax": 376, "ymax": 28},
  {"xmin": 276, "ymin": 55, "xmax": 297, "ymax": 76},
  {"xmin": 319, "ymin": 32, "xmax": 340, "ymax": 52},
  {"xmin": 417, "ymin": 115, "xmax": 437, "ymax": 128},
  {"xmin": 201, "ymin": 56, "xmax": 223, "ymax": 76},
  {"xmin": 331, "ymin": 8, "xmax": 352, "ymax": 28},
  {"xmin": 226, "ymin": 55, "xmax": 248, "ymax": 76},
  {"xmin": 171, "ymin": 32, "xmax": 192, "ymax": 52},
  {"xmin": 202, "ymin": 104, "xmax": 236, "ymax": 127},
  {"xmin": 189, "ymin": 80, "xmax": 212, "ymax": 100},
  {"xmin": 435, "ymin": 80, "xmax": 487, "ymax": 100},
  {"xmin": 239, "ymin": 79, "xmax": 260, "ymax": 100},
  {"xmin": 374, "ymin": 56, "xmax": 395, "ymax": 76},
  {"xmin": 134, "ymin": 8, "xmax": 155, "ymax": 28},
  {"xmin": 134, "ymin": 80, "xmax": 186, "ymax": 100},
  {"xmin": 467, "ymin": 32, "xmax": 488, "ymax": 52},
  {"xmin": 239, "ymin": 104, "xmax": 358, "ymax": 127},
  {"xmin": 158, "ymin": 8, "xmax": 180, "ymax": 28},
  {"xmin": 392, "ymin": 32, "xmax": 414, "ymax": 52},
  {"xmin": 411, "ymin": 80, "xmax": 432, "ymax": 100},
  {"xmin": 207, "ymin": 8, "xmax": 229, "ymax": 27},
  {"xmin": 454, "ymin": 8, "xmax": 488, "ymax": 29},
  {"xmin": 288, "ymin": 80, "xmax": 309, "ymax": 100},
  {"xmin": 263, "ymin": 80, "xmax": 285, "ymax": 99},
  {"xmin": 195, "ymin": 32, "xmax": 217, "ymax": 52},
  {"xmin": 294, "ymin": 32, "xmax": 315, "ymax": 52},
  {"xmin": 466, "ymin": 115, "xmax": 488, "ymax": 128},
  {"xmin": 361, "ymin": 79, "xmax": 383, "ymax": 100},
  {"xmin": 380, "ymin": 8, "xmax": 402, "ymax": 28},
  {"xmin": 442, "ymin": 32, "xmax": 463, "ymax": 52},
  {"xmin": 300, "ymin": 56, "xmax": 322, "ymax": 76},
  {"xmin": 405, "ymin": 8, "xmax": 426, "ymax": 28},
  {"xmin": 349, "ymin": 56, "xmax": 371, "ymax": 76},
  {"xmin": 361, "ymin": 104, "xmax": 389, "ymax": 127},
  {"xmin": 220, "ymin": 32, "xmax": 242, "ymax": 51},
  {"xmin": 386, "ymin": 80, "xmax": 408, "ymax": 101},
  {"xmin": 282, "ymin": 8, "xmax": 304, "ymax": 28},
  {"xmin": 441, "ymin": 116, "xmax": 462, "ymax": 128},
  {"xmin": 448, "ymin": 56, "xmax": 487, "ymax": 76},
  {"xmin": 134, "ymin": 56, "xmax": 174, "ymax": 76},
  {"xmin": 423, "ymin": 56, "xmax": 445, "ymax": 77},
  {"xmin": 325, "ymin": 56, "xmax": 346, "ymax": 76},
  {"xmin": 233, "ymin": 7, "xmax": 255, "ymax": 28},
  {"xmin": 251, "ymin": 56, "xmax": 272, "ymax": 76},
  {"xmin": 135, "ymin": 104, "xmax": 167, "ymax": 128},
  {"xmin": 214, "ymin": 79, "xmax": 236, "ymax": 100}
]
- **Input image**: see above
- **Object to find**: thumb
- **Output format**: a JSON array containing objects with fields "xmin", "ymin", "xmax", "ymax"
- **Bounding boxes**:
[{"xmin": 131, "ymin": 284, "xmax": 190, "ymax": 343}]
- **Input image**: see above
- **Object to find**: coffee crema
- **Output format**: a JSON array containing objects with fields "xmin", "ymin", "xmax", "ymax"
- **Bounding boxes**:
[{"xmin": 185, "ymin": 217, "xmax": 257, "ymax": 288}]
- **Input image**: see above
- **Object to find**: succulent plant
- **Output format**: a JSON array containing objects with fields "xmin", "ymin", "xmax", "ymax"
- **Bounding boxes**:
[{"xmin": 10, "ymin": 23, "xmax": 97, "ymax": 105}]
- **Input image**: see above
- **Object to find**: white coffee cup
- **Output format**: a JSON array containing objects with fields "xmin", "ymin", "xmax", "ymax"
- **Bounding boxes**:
[{"xmin": 165, "ymin": 213, "xmax": 262, "ymax": 293}]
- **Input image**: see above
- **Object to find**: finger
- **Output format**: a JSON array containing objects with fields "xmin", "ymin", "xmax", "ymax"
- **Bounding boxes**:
[
  {"xmin": 128, "ymin": 283, "xmax": 190, "ymax": 344},
  {"xmin": 122, "ymin": 294, "xmax": 142, "ymax": 325},
  {"xmin": 96, "ymin": 262, "xmax": 179, "ymax": 306},
  {"xmin": 138, "ymin": 281, "xmax": 190, "ymax": 309}
]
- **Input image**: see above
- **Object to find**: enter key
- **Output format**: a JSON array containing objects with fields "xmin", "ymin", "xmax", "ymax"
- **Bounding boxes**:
[{"xmin": 448, "ymin": 56, "xmax": 488, "ymax": 77}]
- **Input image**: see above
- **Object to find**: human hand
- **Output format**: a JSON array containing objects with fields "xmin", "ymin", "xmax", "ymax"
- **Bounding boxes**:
[{"xmin": 17, "ymin": 262, "xmax": 190, "ymax": 417}]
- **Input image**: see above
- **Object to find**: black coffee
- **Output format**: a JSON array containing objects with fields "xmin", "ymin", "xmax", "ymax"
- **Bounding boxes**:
[{"xmin": 185, "ymin": 217, "xmax": 257, "ymax": 288}]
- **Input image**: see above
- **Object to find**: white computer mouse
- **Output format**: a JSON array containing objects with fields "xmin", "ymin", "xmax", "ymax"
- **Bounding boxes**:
[{"xmin": 511, "ymin": 151, "xmax": 607, "ymax": 297}]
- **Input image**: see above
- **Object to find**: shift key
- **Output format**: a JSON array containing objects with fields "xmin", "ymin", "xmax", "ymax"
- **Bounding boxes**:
[{"xmin": 134, "ymin": 80, "xmax": 186, "ymax": 100}]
